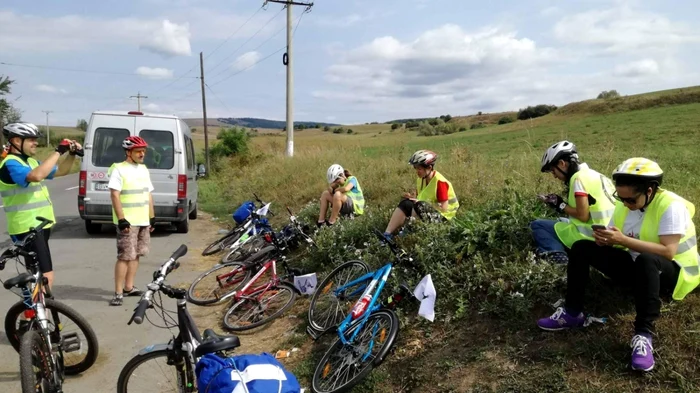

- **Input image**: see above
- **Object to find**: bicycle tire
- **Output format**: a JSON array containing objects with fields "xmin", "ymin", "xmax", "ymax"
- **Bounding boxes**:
[
  {"xmin": 222, "ymin": 282, "xmax": 297, "ymax": 331},
  {"xmin": 117, "ymin": 349, "xmax": 192, "ymax": 393},
  {"xmin": 221, "ymin": 235, "xmax": 268, "ymax": 263},
  {"xmin": 5, "ymin": 298, "xmax": 100, "ymax": 375},
  {"xmin": 186, "ymin": 262, "xmax": 252, "ymax": 306},
  {"xmin": 308, "ymin": 260, "xmax": 369, "ymax": 332},
  {"xmin": 311, "ymin": 309, "xmax": 399, "ymax": 393},
  {"xmin": 19, "ymin": 329, "xmax": 55, "ymax": 393},
  {"xmin": 201, "ymin": 228, "xmax": 242, "ymax": 256}
]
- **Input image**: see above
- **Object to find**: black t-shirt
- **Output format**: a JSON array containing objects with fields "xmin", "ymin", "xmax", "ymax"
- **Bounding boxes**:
[{"xmin": 0, "ymin": 153, "xmax": 31, "ymax": 185}]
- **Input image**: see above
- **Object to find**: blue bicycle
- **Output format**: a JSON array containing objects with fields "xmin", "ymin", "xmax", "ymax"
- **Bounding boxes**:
[{"xmin": 308, "ymin": 229, "xmax": 417, "ymax": 393}]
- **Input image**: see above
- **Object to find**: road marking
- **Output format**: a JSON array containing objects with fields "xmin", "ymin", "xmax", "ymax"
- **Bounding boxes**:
[{"xmin": 65, "ymin": 186, "xmax": 79, "ymax": 191}]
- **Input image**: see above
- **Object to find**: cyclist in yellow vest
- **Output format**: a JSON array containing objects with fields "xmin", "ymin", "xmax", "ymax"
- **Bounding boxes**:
[
  {"xmin": 531, "ymin": 141, "xmax": 616, "ymax": 264},
  {"xmin": 0, "ymin": 123, "xmax": 81, "ymax": 289},
  {"xmin": 383, "ymin": 150, "xmax": 459, "ymax": 240},
  {"xmin": 108, "ymin": 136, "xmax": 155, "ymax": 306},
  {"xmin": 317, "ymin": 164, "xmax": 365, "ymax": 228},
  {"xmin": 537, "ymin": 158, "xmax": 699, "ymax": 372}
]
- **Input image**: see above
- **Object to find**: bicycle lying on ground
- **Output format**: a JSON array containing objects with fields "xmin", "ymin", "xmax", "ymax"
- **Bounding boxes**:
[
  {"xmin": 306, "ymin": 229, "xmax": 419, "ymax": 393},
  {"xmin": 117, "ymin": 244, "xmax": 244, "ymax": 393},
  {"xmin": 1, "ymin": 216, "xmax": 99, "ymax": 393}
]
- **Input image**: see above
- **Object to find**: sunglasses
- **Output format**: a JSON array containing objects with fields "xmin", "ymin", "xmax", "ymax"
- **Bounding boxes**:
[{"xmin": 613, "ymin": 191, "xmax": 643, "ymax": 205}]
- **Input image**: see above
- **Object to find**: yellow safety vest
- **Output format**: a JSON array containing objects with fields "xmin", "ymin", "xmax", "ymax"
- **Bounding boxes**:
[
  {"xmin": 0, "ymin": 155, "xmax": 55, "ymax": 235},
  {"xmin": 612, "ymin": 189, "xmax": 699, "ymax": 301},
  {"xmin": 108, "ymin": 162, "xmax": 151, "ymax": 225},
  {"xmin": 554, "ymin": 166, "xmax": 616, "ymax": 248},
  {"xmin": 343, "ymin": 176, "xmax": 365, "ymax": 215},
  {"xmin": 416, "ymin": 171, "xmax": 459, "ymax": 220}
]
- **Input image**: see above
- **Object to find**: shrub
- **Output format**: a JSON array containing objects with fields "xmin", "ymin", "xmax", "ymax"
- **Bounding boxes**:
[
  {"xmin": 435, "ymin": 122, "xmax": 458, "ymax": 135},
  {"xmin": 346, "ymin": 129, "xmax": 353, "ymax": 134},
  {"xmin": 323, "ymin": 125, "xmax": 330, "ymax": 132},
  {"xmin": 76, "ymin": 119, "xmax": 88, "ymax": 132},
  {"xmin": 470, "ymin": 122, "xmax": 487, "ymax": 130},
  {"xmin": 391, "ymin": 123, "xmax": 400, "ymax": 130},
  {"xmin": 459, "ymin": 127, "xmax": 467, "ymax": 132},
  {"xmin": 417, "ymin": 122, "xmax": 436, "ymax": 136},
  {"xmin": 332, "ymin": 127, "xmax": 344, "ymax": 134},
  {"xmin": 210, "ymin": 127, "xmax": 250, "ymax": 159},
  {"xmin": 498, "ymin": 116, "xmax": 515, "ymax": 125},
  {"xmin": 405, "ymin": 121, "xmax": 420, "ymax": 129},
  {"xmin": 517, "ymin": 105, "xmax": 557, "ymax": 120},
  {"xmin": 597, "ymin": 90, "xmax": 621, "ymax": 99},
  {"xmin": 428, "ymin": 118, "xmax": 439, "ymax": 126}
]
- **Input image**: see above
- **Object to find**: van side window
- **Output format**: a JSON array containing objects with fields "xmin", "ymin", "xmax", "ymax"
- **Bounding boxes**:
[
  {"xmin": 184, "ymin": 136, "xmax": 195, "ymax": 171},
  {"xmin": 92, "ymin": 128, "xmax": 130, "ymax": 167},
  {"xmin": 139, "ymin": 130, "xmax": 174, "ymax": 170}
]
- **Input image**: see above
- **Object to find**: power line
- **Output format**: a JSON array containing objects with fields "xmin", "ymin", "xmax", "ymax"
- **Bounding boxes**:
[
  {"xmin": 208, "ymin": 46, "xmax": 286, "ymax": 88},
  {"xmin": 204, "ymin": 5, "xmax": 266, "ymax": 61},
  {"xmin": 0, "ymin": 61, "xmax": 199, "ymax": 79},
  {"xmin": 205, "ymin": 83, "xmax": 233, "ymax": 116}
]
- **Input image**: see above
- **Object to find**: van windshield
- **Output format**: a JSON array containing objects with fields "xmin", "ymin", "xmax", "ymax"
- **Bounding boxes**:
[
  {"xmin": 139, "ymin": 130, "xmax": 175, "ymax": 170},
  {"xmin": 92, "ymin": 128, "xmax": 130, "ymax": 167}
]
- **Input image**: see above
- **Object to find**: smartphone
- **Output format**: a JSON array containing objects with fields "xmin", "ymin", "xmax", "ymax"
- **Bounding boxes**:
[{"xmin": 591, "ymin": 224, "xmax": 607, "ymax": 231}]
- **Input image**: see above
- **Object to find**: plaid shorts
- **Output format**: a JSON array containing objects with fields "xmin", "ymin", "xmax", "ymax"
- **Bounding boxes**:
[{"xmin": 116, "ymin": 226, "xmax": 150, "ymax": 261}]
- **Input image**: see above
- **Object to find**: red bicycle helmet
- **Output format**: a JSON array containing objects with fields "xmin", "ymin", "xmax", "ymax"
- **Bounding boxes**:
[{"xmin": 122, "ymin": 136, "xmax": 148, "ymax": 150}]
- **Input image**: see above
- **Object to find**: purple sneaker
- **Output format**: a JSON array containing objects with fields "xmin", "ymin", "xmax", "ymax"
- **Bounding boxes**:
[
  {"xmin": 537, "ymin": 307, "xmax": 585, "ymax": 331},
  {"xmin": 630, "ymin": 334, "xmax": 654, "ymax": 372}
]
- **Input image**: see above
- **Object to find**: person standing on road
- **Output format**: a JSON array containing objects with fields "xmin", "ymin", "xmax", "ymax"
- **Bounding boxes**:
[
  {"xmin": 108, "ymin": 136, "xmax": 155, "ymax": 306},
  {"xmin": 0, "ymin": 123, "xmax": 82, "ymax": 289}
]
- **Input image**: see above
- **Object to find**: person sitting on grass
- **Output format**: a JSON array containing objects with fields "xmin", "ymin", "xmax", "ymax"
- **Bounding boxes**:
[
  {"xmin": 383, "ymin": 150, "xmax": 459, "ymax": 240},
  {"xmin": 317, "ymin": 164, "xmax": 365, "ymax": 228},
  {"xmin": 531, "ymin": 140, "xmax": 616, "ymax": 264},
  {"xmin": 537, "ymin": 157, "xmax": 699, "ymax": 372}
]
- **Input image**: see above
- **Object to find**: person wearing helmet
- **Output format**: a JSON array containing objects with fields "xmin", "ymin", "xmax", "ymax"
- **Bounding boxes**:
[
  {"xmin": 537, "ymin": 158, "xmax": 698, "ymax": 372},
  {"xmin": 107, "ymin": 136, "xmax": 155, "ymax": 306},
  {"xmin": 382, "ymin": 150, "xmax": 459, "ymax": 238},
  {"xmin": 531, "ymin": 140, "xmax": 616, "ymax": 264},
  {"xmin": 0, "ymin": 123, "xmax": 82, "ymax": 289},
  {"xmin": 317, "ymin": 164, "xmax": 365, "ymax": 228}
]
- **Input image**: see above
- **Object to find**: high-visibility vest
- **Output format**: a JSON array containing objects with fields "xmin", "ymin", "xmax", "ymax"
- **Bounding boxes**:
[
  {"xmin": 0, "ymin": 155, "xmax": 55, "ymax": 235},
  {"xmin": 554, "ymin": 166, "xmax": 616, "ymax": 248},
  {"xmin": 416, "ymin": 171, "xmax": 459, "ymax": 220},
  {"xmin": 612, "ymin": 189, "xmax": 699, "ymax": 301},
  {"xmin": 342, "ymin": 176, "xmax": 365, "ymax": 215},
  {"xmin": 108, "ymin": 162, "xmax": 151, "ymax": 225}
]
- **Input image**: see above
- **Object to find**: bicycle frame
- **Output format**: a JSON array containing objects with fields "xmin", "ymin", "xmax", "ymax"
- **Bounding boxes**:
[
  {"xmin": 334, "ymin": 263, "xmax": 393, "ymax": 346},
  {"xmin": 231, "ymin": 258, "xmax": 282, "ymax": 303}
]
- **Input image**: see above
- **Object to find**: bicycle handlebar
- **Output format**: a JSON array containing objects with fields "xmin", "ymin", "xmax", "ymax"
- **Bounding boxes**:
[{"xmin": 131, "ymin": 299, "xmax": 150, "ymax": 324}]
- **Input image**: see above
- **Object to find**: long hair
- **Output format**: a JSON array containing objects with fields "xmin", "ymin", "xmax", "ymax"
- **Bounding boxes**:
[{"xmin": 343, "ymin": 169, "xmax": 353, "ymax": 178}]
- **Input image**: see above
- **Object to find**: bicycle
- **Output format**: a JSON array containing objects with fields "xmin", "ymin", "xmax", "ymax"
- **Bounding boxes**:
[
  {"xmin": 1, "ymin": 216, "xmax": 99, "ymax": 393},
  {"xmin": 117, "ymin": 244, "xmax": 244, "ymax": 393},
  {"xmin": 187, "ymin": 205, "xmax": 315, "ymax": 307},
  {"xmin": 307, "ymin": 229, "xmax": 418, "ymax": 393}
]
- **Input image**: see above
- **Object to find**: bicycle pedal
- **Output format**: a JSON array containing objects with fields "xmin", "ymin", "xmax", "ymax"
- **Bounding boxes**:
[{"xmin": 62, "ymin": 332, "xmax": 82, "ymax": 353}]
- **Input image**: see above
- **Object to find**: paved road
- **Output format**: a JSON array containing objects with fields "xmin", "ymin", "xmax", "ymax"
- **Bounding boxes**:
[{"xmin": 0, "ymin": 173, "xmax": 202, "ymax": 392}]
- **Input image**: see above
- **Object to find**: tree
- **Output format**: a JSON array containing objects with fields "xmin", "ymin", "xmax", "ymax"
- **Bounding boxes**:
[
  {"xmin": 517, "ymin": 104, "xmax": 557, "ymax": 120},
  {"xmin": 0, "ymin": 75, "xmax": 17, "ymax": 145},
  {"xmin": 346, "ymin": 128, "xmax": 353, "ymax": 134},
  {"xmin": 498, "ymin": 116, "xmax": 515, "ymax": 125},
  {"xmin": 391, "ymin": 123, "xmax": 400, "ymax": 130},
  {"xmin": 5, "ymin": 105, "xmax": 21, "ymax": 123},
  {"xmin": 323, "ymin": 125, "xmax": 330, "ymax": 132},
  {"xmin": 77, "ymin": 119, "xmax": 88, "ymax": 132},
  {"xmin": 597, "ymin": 90, "xmax": 621, "ymax": 99}
]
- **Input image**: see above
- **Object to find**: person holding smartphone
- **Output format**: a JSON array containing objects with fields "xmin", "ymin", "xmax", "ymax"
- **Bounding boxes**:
[
  {"xmin": 537, "ymin": 157, "xmax": 699, "ymax": 372},
  {"xmin": 530, "ymin": 140, "xmax": 616, "ymax": 263},
  {"xmin": 317, "ymin": 164, "xmax": 365, "ymax": 228}
]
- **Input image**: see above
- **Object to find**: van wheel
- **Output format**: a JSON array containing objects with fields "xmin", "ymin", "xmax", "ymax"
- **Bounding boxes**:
[
  {"xmin": 176, "ymin": 216, "xmax": 189, "ymax": 234},
  {"xmin": 85, "ymin": 220, "xmax": 102, "ymax": 234},
  {"xmin": 189, "ymin": 203, "xmax": 198, "ymax": 220}
]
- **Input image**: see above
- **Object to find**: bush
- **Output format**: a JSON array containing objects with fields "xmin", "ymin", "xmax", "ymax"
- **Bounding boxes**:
[
  {"xmin": 323, "ymin": 125, "xmax": 330, "ymax": 132},
  {"xmin": 435, "ymin": 122, "xmax": 458, "ymax": 135},
  {"xmin": 517, "ymin": 105, "xmax": 557, "ymax": 120},
  {"xmin": 346, "ymin": 129, "xmax": 353, "ymax": 134},
  {"xmin": 76, "ymin": 119, "xmax": 88, "ymax": 132},
  {"xmin": 417, "ymin": 122, "xmax": 436, "ymax": 136},
  {"xmin": 428, "ymin": 118, "xmax": 439, "ymax": 126},
  {"xmin": 459, "ymin": 127, "xmax": 467, "ymax": 132},
  {"xmin": 390, "ymin": 123, "xmax": 400, "ymax": 130},
  {"xmin": 597, "ymin": 90, "xmax": 621, "ymax": 99},
  {"xmin": 498, "ymin": 116, "xmax": 515, "ymax": 125},
  {"xmin": 210, "ymin": 127, "xmax": 250, "ymax": 159},
  {"xmin": 470, "ymin": 122, "xmax": 487, "ymax": 130},
  {"xmin": 405, "ymin": 121, "xmax": 420, "ymax": 129},
  {"xmin": 440, "ymin": 114, "xmax": 452, "ymax": 122},
  {"xmin": 332, "ymin": 127, "xmax": 344, "ymax": 134}
]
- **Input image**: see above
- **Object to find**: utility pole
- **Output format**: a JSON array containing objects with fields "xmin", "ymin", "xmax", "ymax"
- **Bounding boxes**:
[
  {"xmin": 265, "ymin": 0, "xmax": 313, "ymax": 157},
  {"xmin": 42, "ymin": 110, "xmax": 53, "ymax": 146},
  {"xmin": 130, "ymin": 92, "xmax": 148, "ymax": 112},
  {"xmin": 200, "ymin": 52, "xmax": 210, "ymax": 174}
]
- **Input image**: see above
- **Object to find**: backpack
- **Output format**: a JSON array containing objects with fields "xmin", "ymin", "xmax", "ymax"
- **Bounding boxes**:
[
  {"xmin": 195, "ymin": 352, "xmax": 301, "ymax": 393},
  {"xmin": 232, "ymin": 201, "xmax": 255, "ymax": 225}
]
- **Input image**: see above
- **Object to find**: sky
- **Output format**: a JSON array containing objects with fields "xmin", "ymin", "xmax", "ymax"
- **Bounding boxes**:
[{"xmin": 1, "ymin": 0, "xmax": 700, "ymax": 126}]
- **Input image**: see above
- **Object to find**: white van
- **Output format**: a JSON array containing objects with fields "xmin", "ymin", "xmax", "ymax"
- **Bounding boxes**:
[{"xmin": 78, "ymin": 110, "xmax": 200, "ymax": 234}]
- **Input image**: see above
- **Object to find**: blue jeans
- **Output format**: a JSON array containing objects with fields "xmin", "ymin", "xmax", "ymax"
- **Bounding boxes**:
[{"xmin": 530, "ymin": 219, "xmax": 566, "ymax": 254}]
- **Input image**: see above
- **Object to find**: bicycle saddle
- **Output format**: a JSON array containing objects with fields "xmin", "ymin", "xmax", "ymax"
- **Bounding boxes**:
[
  {"xmin": 194, "ymin": 328, "xmax": 241, "ymax": 357},
  {"xmin": 3, "ymin": 273, "xmax": 36, "ymax": 290}
]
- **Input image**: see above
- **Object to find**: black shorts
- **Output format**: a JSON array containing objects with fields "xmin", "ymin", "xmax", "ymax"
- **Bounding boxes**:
[
  {"xmin": 12, "ymin": 228, "xmax": 53, "ymax": 273},
  {"xmin": 397, "ymin": 199, "xmax": 445, "ymax": 222}
]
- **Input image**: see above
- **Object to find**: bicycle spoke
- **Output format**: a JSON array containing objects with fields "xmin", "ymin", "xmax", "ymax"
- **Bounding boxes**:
[
  {"xmin": 225, "ymin": 285, "xmax": 294, "ymax": 329},
  {"xmin": 311, "ymin": 262, "xmax": 368, "ymax": 331}
]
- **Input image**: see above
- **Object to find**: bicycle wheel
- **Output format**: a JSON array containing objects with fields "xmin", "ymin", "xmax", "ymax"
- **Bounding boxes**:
[
  {"xmin": 6, "ymin": 298, "xmax": 99, "ymax": 375},
  {"xmin": 308, "ymin": 260, "xmax": 369, "ymax": 332},
  {"xmin": 201, "ymin": 228, "xmax": 242, "ymax": 256},
  {"xmin": 186, "ymin": 262, "xmax": 251, "ymax": 306},
  {"xmin": 223, "ymin": 282, "xmax": 297, "ymax": 331},
  {"xmin": 221, "ymin": 235, "xmax": 268, "ymax": 263},
  {"xmin": 19, "ymin": 329, "xmax": 55, "ymax": 393},
  {"xmin": 311, "ymin": 309, "xmax": 399, "ymax": 393},
  {"xmin": 117, "ymin": 349, "xmax": 193, "ymax": 393}
]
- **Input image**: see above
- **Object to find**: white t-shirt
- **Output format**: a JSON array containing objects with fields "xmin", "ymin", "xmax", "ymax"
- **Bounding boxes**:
[
  {"xmin": 571, "ymin": 163, "xmax": 590, "ymax": 197},
  {"xmin": 108, "ymin": 163, "xmax": 154, "ymax": 226},
  {"xmin": 608, "ymin": 201, "xmax": 690, "ymax": 260}
]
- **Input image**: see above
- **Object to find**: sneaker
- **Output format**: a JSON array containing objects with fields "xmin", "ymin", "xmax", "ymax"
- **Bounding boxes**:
[
  {"xmin": 537, "ymin": 307, "xmax": 585, "ymax": 331},
  {"xmin": 123, "ymin": 286, "xmax": 144, "ymax": 297},
  {"xmin": 110, "ymin": 293, "xmax": 123, "ymax": 306},
  {"xmin": 630, "ymin": 334, "xmax": 654, "ymax": 372}
]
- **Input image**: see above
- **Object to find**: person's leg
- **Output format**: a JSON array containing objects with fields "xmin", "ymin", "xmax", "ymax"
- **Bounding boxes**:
[
  {"xmin": 32, "ymin": 228, "xmax": 55, "ymax": 290},
  {"xmin": 112, "ymin": 229, "xmax": 137, "ymax": 305},
  {"xmin": 385, "ymin": 199, "xmax": 413, "ymax": 234},
  {"xmin": 328, "ymin": 191, "xmax": 348, "ymax": 224},
  {"xmin": 529, "ymin": 219, "xmax": 566, "ymax": 254},
  {"xmin": 125, "ymin": 227, "xmax": 150, "ymax": 296},
  {"xmin": 318, "ymin": 190, "xmax": 332, "ymax": 225}
]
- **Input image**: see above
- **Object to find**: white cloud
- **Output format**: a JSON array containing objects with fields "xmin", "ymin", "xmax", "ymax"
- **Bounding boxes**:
[
  {"xmin": 231, "ymin": 51, "xmax": 262, "ymax": 72},
  {"xmin": 553, "ymin": 6, "xmax": 700, "ymax": 54},
  {"xmin": 140, "ymin": 20, "xmax": 191, "ymax": 57},
  {"xmin": 613, "ymin": 59, "xmax": 660, "ymax": 78},
  {"xmin": 34, "ymin": 84, "xmax": 67, "ymax": 94},
  {"xmin": 540, "ymin": 6, "xmax": 560, "ymax": 17},
  {"xmin": 135, "ymin": 66, "xmax": 175, "ymax": 79},
  {"xmin": 315, "ymin": 13, "xmax": 377, "ymax": 28}
]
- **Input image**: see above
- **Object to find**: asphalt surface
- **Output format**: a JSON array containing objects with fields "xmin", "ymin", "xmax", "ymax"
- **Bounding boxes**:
[{"xmin": 0, "ymin": 172, "xmax": 203, "ymax": 392}]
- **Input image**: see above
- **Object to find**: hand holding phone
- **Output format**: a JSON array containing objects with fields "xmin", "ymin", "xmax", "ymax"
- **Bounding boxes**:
[{"xmin": 591, "ymin": 224, "xmax": 607, "ymax": 231}]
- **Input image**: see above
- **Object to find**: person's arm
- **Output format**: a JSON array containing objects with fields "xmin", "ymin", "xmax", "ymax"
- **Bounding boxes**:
[
  {"xmin": 620, "ymin": 233, "xmax": 680, "ymax": 261},
  {"xmin": 435, "ymin": 181, "xmax": 450, "ymax": 212},
  {"xmin": 26, "ymin": 152, "xmax": 61, "ymax": 183},
  {"xmin": 54, "ymin": 155, "xmax": 76, "ymax": 177},
  {"xmin": 563, "ymin": 178, "xmax": 590, "ymax": 221},
  {"xmin": 336, "ymin": 177, "xmax": 356, "ymax": 193},
  {"xmin": 108, "ymin": 167, "xmax": 125, "ymax": 220}
]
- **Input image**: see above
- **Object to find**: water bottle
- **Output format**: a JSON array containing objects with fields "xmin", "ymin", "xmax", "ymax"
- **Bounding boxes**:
[{"xmin": 351, "ymin": 294, "xmax": 372, "ymax": 320}]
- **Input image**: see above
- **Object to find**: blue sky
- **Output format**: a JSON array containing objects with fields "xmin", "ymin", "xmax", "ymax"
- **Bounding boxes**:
[{"xmin": 1, "ymin": 0, "xmax": 700, "ymax": 126}]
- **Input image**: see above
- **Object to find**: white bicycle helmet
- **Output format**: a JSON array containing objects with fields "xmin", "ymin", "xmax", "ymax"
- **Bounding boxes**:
[
  {"xmin": 540, "ymin": 140, "xmax": 578, "ymax": 172},
  {"xmin": 2, "ymin": 123, "xmax": 42, "ymax": 139},
  {"xmin": 327, "ymin": 164, "xmax": 344, "ymax": 184},
  {"xmin": 408, "ymin": 150, "xmax": 438, "ymax": 167}
]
